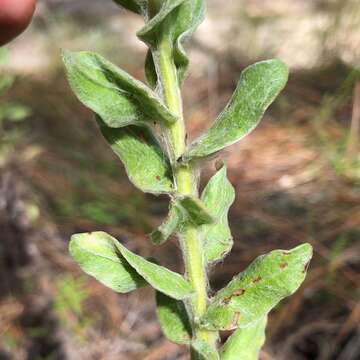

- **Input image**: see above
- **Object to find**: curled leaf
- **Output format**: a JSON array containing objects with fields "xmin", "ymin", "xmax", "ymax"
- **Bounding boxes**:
[
  {"xmin": 138, "ymin": 0, "xmax": 184, "ymax": 45},
  {"xmin": 201, "ymin": 166, "xmax": 235, "ymax": 264},
  {"xmin": 150, "ymin": 192, "xmax": 215, "ymax": 245},
  {"xmin": 178, "ymin": 195, "xmax": 214, "ymax": 226},
  {"xmin": 149, "ymin": 193, "xmax": 215, "ymax": 245},
  {"xmin": 150, "ymin": 203, "xmax": 185, "ymax": 245},
  {"xmin": 138, "ymin": 0, "xmax": 205, "ymax": 84}
]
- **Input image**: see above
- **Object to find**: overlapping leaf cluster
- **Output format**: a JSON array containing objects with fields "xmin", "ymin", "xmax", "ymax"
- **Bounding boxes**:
[{"xmin": 63, "ymin": 1, "xmax": 312, "ymax": 359}]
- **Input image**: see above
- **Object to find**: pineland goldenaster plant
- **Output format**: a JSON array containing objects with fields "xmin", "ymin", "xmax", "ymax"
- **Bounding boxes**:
[{"xmin": 62, "ymin": 1, "xmax": 312, "ymax": 359}]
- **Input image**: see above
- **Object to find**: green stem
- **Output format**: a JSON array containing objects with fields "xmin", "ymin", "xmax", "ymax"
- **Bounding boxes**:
[
  {"xmin": 157, "ymin": 39, "xmax": 185, "ymax": 161},
  {"xmin": 156, "ymin": 36, "xmax": 217, "ymax": 351}
]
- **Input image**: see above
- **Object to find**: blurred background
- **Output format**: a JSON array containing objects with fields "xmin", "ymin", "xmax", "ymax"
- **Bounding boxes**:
[{"xmin": 1, "ymin": 0, "xmax": 359, "ymax": 359}]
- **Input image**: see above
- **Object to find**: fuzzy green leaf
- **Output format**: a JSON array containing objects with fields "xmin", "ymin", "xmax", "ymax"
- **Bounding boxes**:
[
  {"xmin": 178, "ymin": 196, "xmax": 214, "ymax": 226},
  {"xmin": 156, "ymin": 291, "xmax": 192, "ymax": 345},
  {"xmin": 220, "ymin": 317, "xmax": 267, "ymax": 360},
  {"xmin": 113, "ymin": 0, "xmax": 142, "ymax": 13},
  {"xmin": 69, "ymin": 232, "xmax": 146, "ymax": 293},
  {"xmin": 72, "ymin": 232, "xmax": 193, "ymax": 300},
  {"xmin": 62, "ymin": 50, "xmax": 178, "ymax": 128},
  {"xmin": 138, "ymin": 0, "xmax": 205, "ymax": 84},
  {"xmin": 201, "ymin": 166, "xmax": 235, "ymax": 263},
  {"xmin": 185, "ymin": 60, "xmax": 289, "ymax": 161},
  {"xmin": 171, "ymin": 0, "xmax": 205, "ymax": 82},
  {"xmin": 150, "ymin": 203, "xmax": 185, "ymax": 244},
  {"xmin": 200, "ymin": 243, "xmax": 313, "ymax": 331},
  {"xmin": 113, "ymin": 234, "xmax": 193, "ymax": 300},
  {"xmin": 191, "ymin": 340, "xmax": 220, "ymax": 360},
  {"xmin": 98, "ymin": 120, "xmax": 174, "ymax": 194},
  {"xmin": 138, "ymin": 0, "xmax": 184, "ymax": 45}
]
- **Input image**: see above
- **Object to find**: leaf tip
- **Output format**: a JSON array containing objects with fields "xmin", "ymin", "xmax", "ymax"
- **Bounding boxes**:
[
  {"xmin": 69, "ymin": 232, "xmax": 84, "ymax": 255},
  {"xmin": 61, "ymin": 49, "xmax": 74, "ymax": 65},
  {"xmin": 294, "ymin": 242, "xmax": 313, "ymax": 262},
  {"xmin": 270, "ymin": 58, "xmax": 289, "ymax": 83},
  {"xmin": 248, "ymin": 58, "xmax": 289, "ymax": 85},
  {"xmin": 69, "ymin": 231, "xmax": 109, "ymax": 254}
]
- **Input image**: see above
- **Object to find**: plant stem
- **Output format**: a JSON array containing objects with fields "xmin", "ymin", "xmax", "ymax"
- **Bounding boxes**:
[
  {"xmin": 157, "ymin": 38, "xmax": 185, "ymax": 161},
  {"xmin": 156, "ymin": 36, "xmax": 217, "ymax": 351}
]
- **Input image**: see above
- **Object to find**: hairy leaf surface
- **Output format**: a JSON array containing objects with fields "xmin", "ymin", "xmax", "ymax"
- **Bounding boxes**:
[
  {"xmin": 98, "ymin": 120, "xmax": 174, "ymax": 194},
  {"xmin": 200, "ymin": 244, "xmax": 313, "ymax": 330},
  {"xmin": 62, "ymin": 51, "xmax": 178, "ymax": 128},
  {"xmin": 201, "ymin": 166, "xmax": 235, "ymax": 263},
  {"xmin": 220, "ymin": 318, "xmax": 267, "ymax": 360},
  {"xmin": 185, "ymin": 60, "xmax": 289, "ymax": 160},
  {"xmin": 69, "ymin": 232, "xmax": 146, "ymax": 293},
  {"xmin": 114, "ymin": 234, "xmax": 193, "ymax": 300},
  {"xmin": 156, "ymin": 291, "xmax": 192, "ymax": 344}
]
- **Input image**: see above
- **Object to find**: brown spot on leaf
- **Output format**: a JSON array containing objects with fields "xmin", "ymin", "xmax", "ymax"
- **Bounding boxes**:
[
  {"xmin": 282, "ymin": 251, "xmax": 291, "ymax": 255},
  {"xmin": 155, "ymin": 175, "xmax": 161, "ymax": 181},
  {"xmin": 230, "ymin": 312, "xmax": 241, "ymax": 328},
  {"xmin": 233, "ymin": 289, "xmax": 246, "ymax": 296},
  {"xmin": 253, "ymin": 276, "xmax": 262, "ymax": 283},
  {"xmin": 279, "ymin": 262, "xmax": 288, "ymax": 269},
  {"xmin": 221, "ymin": 296, "xmax": 232, "ymax": 305},
  {"xmin": 220, "ymin": 289, "xmax": 246, "ymax": 305}
]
